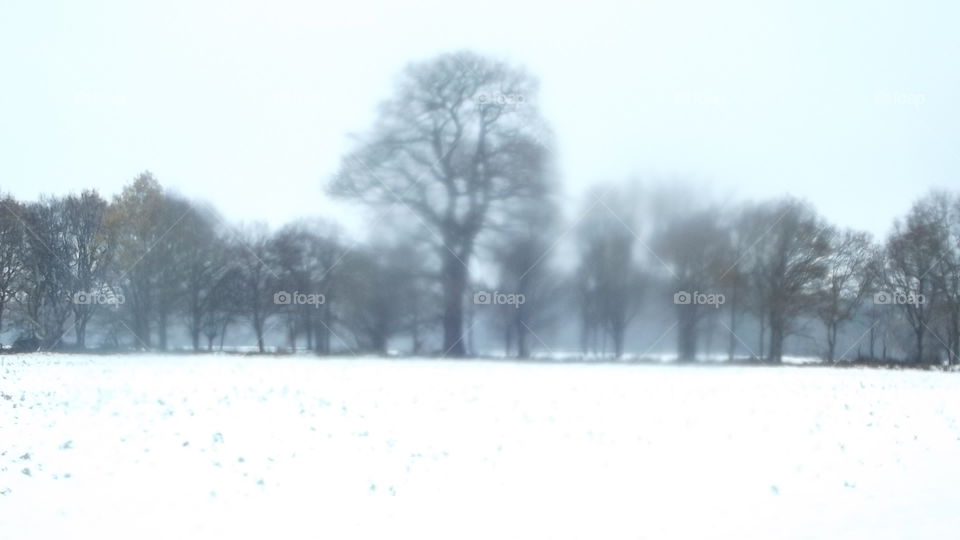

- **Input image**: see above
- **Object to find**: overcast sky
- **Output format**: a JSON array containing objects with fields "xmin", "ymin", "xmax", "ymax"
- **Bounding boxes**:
[{"xmin": 1, "ymin": 0, "xmax": 957, "ymax": 239}]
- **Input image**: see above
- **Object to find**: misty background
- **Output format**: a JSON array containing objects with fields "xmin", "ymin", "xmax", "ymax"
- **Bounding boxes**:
[{"xmin": 1, "ymin": 0, "xmax": 959, "ymax": 361}]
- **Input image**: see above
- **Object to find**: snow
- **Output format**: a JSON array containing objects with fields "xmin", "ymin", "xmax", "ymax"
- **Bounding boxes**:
[{"xmin": 2, "ymin": 354, "xmax": 959, "ymax": 539}]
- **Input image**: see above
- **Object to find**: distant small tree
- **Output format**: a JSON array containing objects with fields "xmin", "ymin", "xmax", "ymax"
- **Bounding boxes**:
[
  {"xmin": 923, "ymin": 192, "xmax": 960, "ymax": 365},
  {"xmin": 19, "ymin": 197, "xmax": 73, "ymax": 348},
  {"xmin": 575, "ymin": 187, "xmax": 644, "ymax": 358},
  {"xmin": 337, "ymin": 246, "xmax": 405, "ymax": 354},
  {"xmin": 883, "ymin": 194, "xmax": 948, "ymax": 363},
  {"xmin": 203, "ymin": 266, "xmax": 244, "ymax": 351},
  {"xmin": 63, "ymin": 190, "xmax": 113, "ymax": 348},
  {"xmin": 0, "ymin": 195, "xmax": 25, "ymax": 342},
  {"xmin": 270, "ymin": 219, "xmax": 344, "ymax": 352},
  {"xmin": 232, "ymin": 224, "xmax": 278, "ymax": 353},
  {"xmin": 105, "ymin": 172, "xmax": 168, "ymax": 349},
  {"xmin": 745, "ymin": 199, "xmax": 831, "ymax": 363},
  {"xmin": 815, "ymin": 229, "xmax": 873, "ymax": 362},
  {"xmin": 719, "ymin": 207, "xmax": 756, "ymax": 361},
  {"xmin": 863, "ymin": 248, "xmax": 895, "ymax": 361},
  {"xmin": 656, "ymin": 208, "xmax": 729, "ymax": 362},
  {"xmin": 491, "ymin": 202, "xmax": 560, "ymax": 359},
  {"xmin": 176, "ymin": 201, "xmax": 227, "ymax": 351}
]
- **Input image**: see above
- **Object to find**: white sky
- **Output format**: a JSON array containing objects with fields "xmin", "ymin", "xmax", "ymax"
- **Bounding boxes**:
[{"xmin": 1, "ymin": 0, "xmax": 958, "ymax": 239}]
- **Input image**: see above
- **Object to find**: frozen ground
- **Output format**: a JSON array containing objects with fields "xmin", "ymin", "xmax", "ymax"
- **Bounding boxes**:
[{"xmin": 2, "ymin": 354, "xmax": 959, "ymax": 540}]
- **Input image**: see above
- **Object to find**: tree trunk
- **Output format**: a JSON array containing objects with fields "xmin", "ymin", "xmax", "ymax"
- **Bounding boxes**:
[
  {"xmin": 412, "ymin": 315, "xmax": 421, "ymax": 355},
  {"xmin": 316, "ymin": 304, "xmax": 330, "ymax": 354},
  {"xmin": 133, "ymin": 305, "xmax": 150, "ymax": 350},
  {"xmin": 190, "ymin": 299, "xmax": 201, "ymax": 352},
  {"xmin": 219, "ymin": 319, "xmax": 228, "ymax": 351},
  {"xmin": 915, "ymin": 326, "xmax": 924, "ymax": 364},
  {"xmin": 757, "ymin": 315, "xmax": 765, "ymax": 362},
  {"xmin": 372, "ymin": 331, "xmax": 387, "ymax": 355},
  {"xmin": 75, "ymin": 318, "xmax": 87, "ymax": 348},
  {"xmin": 769, "ymin": 319, "xmax": 785, "ymax": 363},
  {"xmin": 253, "ymin": 310, "xmax": 265, "ymax": 353},
  {"xmin": 158, "ymin": 310, "xmax": 168, "ymax": 351},
  {"xmin": 611, "ymin": 319, "xmax": 625, "ymax": 359},
  {"xmin": 306, "ymin": 312, "xmax": 314, "ymax": 351},
  {"xmin": 191, "ymin": 321, "xmax": 200, "ymax": 352},
  {"xmin": 441, "ymin": 252, "xmax": 467, "ymax": 357},
  {"xmin": 287, "ymin": 316, "xmax": 296, "ymax": 352},
  {"xmin": 677, "ymin": 307, "xmax": 697, "ymax": 362},
  {"xmin": 826, "ymin": 322, "xmax": 837, "ymax": 363},
  {"xmin": 727, "ymin": 285, "xmax": 738, "ymax": 362},
  {"xmin": 517, "ymin": 318, "xmax": 529, "ymax": 359},
  {"xmin": 949, "ymin": 308, "xmax": 959, "ymax": 365},
  {"xmin": 579, "ymin": 313, "xmax": 590, "ymax": 356},
  {"xmin": 704, "ymin": 320, "xmax": 715, "ymax": 361}
]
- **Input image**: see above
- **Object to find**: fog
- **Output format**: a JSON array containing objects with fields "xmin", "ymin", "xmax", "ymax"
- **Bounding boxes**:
[
  {"xmin": 3, "ymin": 0, "xmax": 958, "ymax": 239},
  {"xmin": 7, "ymin": 3, "xmax": 960, "ymax": 539},
  {"xmin": 2, "ymin": 1, "xmax": 960, "ymax": 362}
]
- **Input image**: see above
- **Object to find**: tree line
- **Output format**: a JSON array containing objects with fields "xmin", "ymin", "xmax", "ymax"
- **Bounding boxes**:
[{"xmin": 1, "ymin": 50, "xmax": 957, "ymax": 365}]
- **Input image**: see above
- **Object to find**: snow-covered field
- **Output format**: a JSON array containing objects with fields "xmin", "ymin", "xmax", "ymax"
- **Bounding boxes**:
[{"xmin": 2, "ymin": 354, "xmax": 959, "ymax": 540}]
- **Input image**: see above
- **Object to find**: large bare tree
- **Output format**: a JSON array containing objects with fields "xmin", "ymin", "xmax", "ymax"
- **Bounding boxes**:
[{"xmin": 329, "ymin": 51, "xmax": 551, "ymax": 356}]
